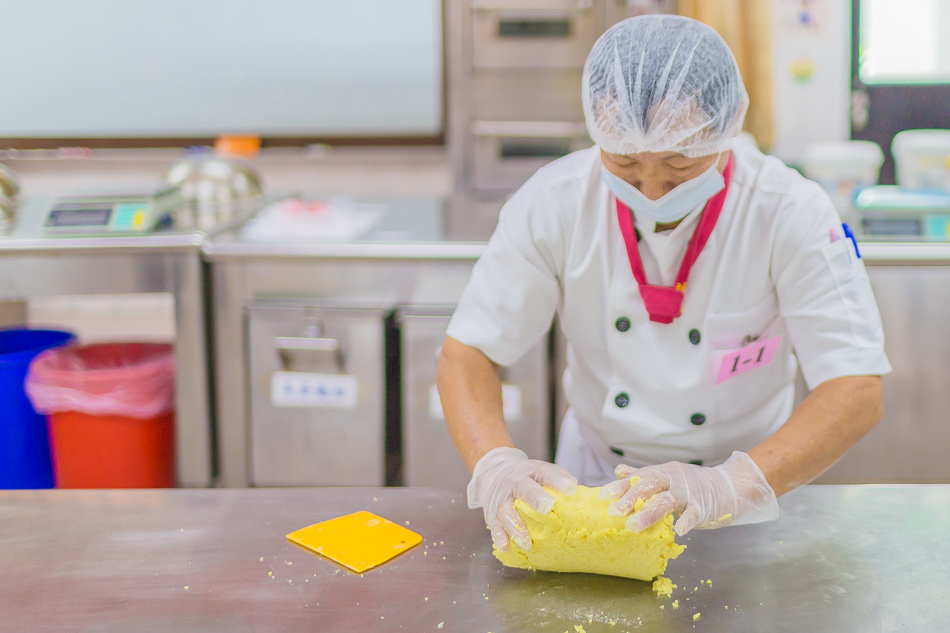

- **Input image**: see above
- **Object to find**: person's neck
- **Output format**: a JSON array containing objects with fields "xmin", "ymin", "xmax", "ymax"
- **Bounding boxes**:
[{"xmin": 654, "ymin": 219, "xmax": 682, "ymax": 232}]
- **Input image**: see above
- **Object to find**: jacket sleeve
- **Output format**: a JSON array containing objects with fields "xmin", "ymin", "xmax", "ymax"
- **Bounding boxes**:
[
  {"xmin": 446, "ymin": 174, "xmax": 566, "ymax": 366},
  {"xmin": 770, "ymin": 181, "xmax": 892, "ymax": 389}
]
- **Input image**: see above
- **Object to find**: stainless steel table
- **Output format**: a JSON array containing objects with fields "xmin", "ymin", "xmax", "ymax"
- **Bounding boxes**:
[
  {"xmin": 204, "ymin": 197, "xmax": 501, "ymax": 487},
  {"xmin": 2, "ymin": 485, "xmax": 947, "ymax": 631},
  {"xmin": 0, "ymin": 197, "xmax": 225, "ymax": 487}
]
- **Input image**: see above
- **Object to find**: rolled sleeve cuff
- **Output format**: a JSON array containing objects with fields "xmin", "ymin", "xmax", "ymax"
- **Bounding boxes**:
[{"xmin": 799, "ymin": 346, "xmax": 892, "ymax": 390}]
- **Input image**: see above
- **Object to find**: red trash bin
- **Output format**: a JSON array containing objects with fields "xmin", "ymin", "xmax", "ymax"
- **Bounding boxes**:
[{"xmin": 25, "ymin": 343, "xmax": 176, "ymax": 488}]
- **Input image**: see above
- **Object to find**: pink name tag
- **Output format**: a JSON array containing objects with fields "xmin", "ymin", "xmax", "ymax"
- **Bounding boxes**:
[{"xmin": 716, "ymin": 336, "xmax": 782, "ymax": 384}]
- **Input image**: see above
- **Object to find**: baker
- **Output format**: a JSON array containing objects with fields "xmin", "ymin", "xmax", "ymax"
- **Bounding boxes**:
[{"xmin": 437, "ymin": 15, "xmax": 890, "ymax": 553}]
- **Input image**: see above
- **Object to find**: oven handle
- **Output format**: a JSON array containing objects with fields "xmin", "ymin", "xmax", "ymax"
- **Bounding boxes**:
[
  {"xmin": 470, "ymin": 0, "xmax": 592, "ymax": 12},
  {"xmin": 472, "ymin": 120, "xmax": 590, "ymax": 139}
]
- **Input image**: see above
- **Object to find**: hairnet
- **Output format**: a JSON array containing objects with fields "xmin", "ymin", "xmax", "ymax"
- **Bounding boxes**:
[{"xmin": 582, "ymin": 15, "xmax": 748, "ymax": 157}]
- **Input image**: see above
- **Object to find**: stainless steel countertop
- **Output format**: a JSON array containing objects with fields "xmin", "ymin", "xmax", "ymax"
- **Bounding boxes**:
[
  {"xmin": 203, "ymin": 196, "xmax": 496, "ymax": 261},
  {"xmin": 0, "ymin": 196, "xmax": 206, "ymax": 254},
  {"xmin": 2, "ymin": 485, "xmax": 947, "ymax": 631},
  {"xmin": 0, "ymin": 195, "xmax": 272, "ymax": 255},
  {"xmin": 202, "ymin": 195, "xmax": 950, "ymax": 263}
]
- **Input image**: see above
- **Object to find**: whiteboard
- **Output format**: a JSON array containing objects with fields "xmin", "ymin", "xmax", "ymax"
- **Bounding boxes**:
[{"xmin": 0, "ymin": 0, "xmax": 443, "ymax": 138}]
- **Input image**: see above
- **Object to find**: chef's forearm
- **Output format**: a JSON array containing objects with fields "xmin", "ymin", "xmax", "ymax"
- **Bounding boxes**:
[
  {"xmin": 437, "ymin": 335, "xmax": 514, "ymax": 473},
  {"xmin": 747, "ymin": 375, "xmax": 884, "ymax": 497}
]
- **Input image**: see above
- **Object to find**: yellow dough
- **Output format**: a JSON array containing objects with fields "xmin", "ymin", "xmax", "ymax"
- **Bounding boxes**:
[{"xmin": 493, "ymin": 484, "xmax": 685, "ymax": 582}]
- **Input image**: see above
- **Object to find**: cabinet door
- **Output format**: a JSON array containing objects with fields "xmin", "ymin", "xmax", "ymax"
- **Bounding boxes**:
[
  {"xmin": 247, "ymin": 304, "xmax": 386, "ymax": 487},
  {"xmin": 399, "ymin": 308, "xmax": 550, "ymax": 488}
]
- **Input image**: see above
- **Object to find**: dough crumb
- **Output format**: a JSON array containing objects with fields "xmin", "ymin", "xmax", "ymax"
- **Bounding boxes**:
[
  {"xmin": 574, "ymin": 626, "xmax": 587, "ymax": 633},
  {"xmin": 693, "ymin": 613, "xmax": 701, "ymax": 621},
  {"xmin": 672, "ymin": 600, "xmax": 679, "ymax": 609},
  {"xmin": 438, "ymin": 624, "xmax": 444, "ymax": 629},
  {"xmin": 183, "ymin": 586, "xmax": 189, "ymax": 590},
  {"xmin": 653, "ymin": 577, "xmax": 675, "ymax": 597},
  {"xmin": 268, "ymin": 572, "xmax": 273, "ymax": 578},
  {"xmin": 259, "ymin": 557, "xmax": 264, "ymax": 562},
  {"xmin": 425, "ymin": 597, "xmax": 428, "ymax": 602},
  {"xmin": 373, "ymin": 497, "xmax": 378, "ymax": 502}
]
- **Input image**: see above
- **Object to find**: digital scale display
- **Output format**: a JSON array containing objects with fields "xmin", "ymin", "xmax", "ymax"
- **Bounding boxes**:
[{"xmin": 46, "ymin": 204, "xmax": 113, "ymax": 228}]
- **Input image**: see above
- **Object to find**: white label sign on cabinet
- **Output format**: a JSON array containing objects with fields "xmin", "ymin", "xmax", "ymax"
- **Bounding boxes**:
[
  {"xmin": 428, "ymin": 383, "xmax": 522, "ymax": 421},
  {"xmin": 271, "ymin": 372, "xmax": 358, "ymax": 408}
]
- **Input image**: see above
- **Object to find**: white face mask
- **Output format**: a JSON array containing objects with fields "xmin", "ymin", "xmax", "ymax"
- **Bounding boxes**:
[{"xmin": 601, "ymin": 155, "xmax": 725, "ymax": 224}]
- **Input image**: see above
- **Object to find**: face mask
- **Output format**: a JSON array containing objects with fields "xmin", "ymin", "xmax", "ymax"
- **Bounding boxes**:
[{"xmin": 601, "ymin": 156, "xmax": 725, "ymax": 224}]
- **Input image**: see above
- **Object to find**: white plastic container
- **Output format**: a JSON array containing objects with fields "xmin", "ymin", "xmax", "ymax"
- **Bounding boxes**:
[
  {"xmin": 891, "ymin": 129, "xmax": 950, "ymax": 190},
  {"xmin": 802, "ymin": 141, "xmax": 884, "ymax": 220}
]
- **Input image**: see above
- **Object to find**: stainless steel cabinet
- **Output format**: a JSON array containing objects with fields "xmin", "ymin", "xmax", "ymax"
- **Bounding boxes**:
[
  {"xmin": 398, "ymin": 306, "xmax": 551, "ymax": 489},
  {"xmin": 470, "ymin": 120, "xmax": 592, "ymax": 194},
  {"xmin": 468, "ymin": 1, "xmax": 605, "ymax": 71},
  {"xmin": 246, "ymin": 301, "xmax": 389, "ymax": 487},
  {"xmin": 816, "ymin": 265, "xmax": 950, "ymax": 484}
]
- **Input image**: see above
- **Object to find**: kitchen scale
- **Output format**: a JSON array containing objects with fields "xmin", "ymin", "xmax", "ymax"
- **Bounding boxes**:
[
  {"xmin": 855, "ymin": 185, "xmax": 950, "ymax": 240},
  {"xmin": 41, "ymin": 186, "xmax": 184, "ymax": 234}
]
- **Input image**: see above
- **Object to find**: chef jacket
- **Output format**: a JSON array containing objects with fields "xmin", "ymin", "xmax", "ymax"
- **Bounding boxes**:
[{"xmin": 446, "ymin": 138, "xmax": 892, "ymax": 477}]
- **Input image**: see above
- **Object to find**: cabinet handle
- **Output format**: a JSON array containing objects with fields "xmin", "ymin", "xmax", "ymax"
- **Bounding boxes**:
[
  {"xmin": 274, "ymin": 336, "xmax": 344, "ymax": 370},
  {"xmin": 274, "ymin": 337, "xmax": 340, "ymax": 353}
]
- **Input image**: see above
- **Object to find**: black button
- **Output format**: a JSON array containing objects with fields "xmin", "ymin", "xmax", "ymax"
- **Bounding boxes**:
[
  {"xmin": 690, "ymin": 413, "xmax": 706, "ymax": 426},
  {"xmin": 688, "ymin": 329, "xmax": 701, "ymax": 345},
  {"xmin": 615, "ymin": 317, "xmax": 631, "ymax": 333},
  {"xmin": 610, "ymin": 446, "xmax": 624, "ymax": 456},
  {"xmin": 615, "ymin": 393, "xmax": 630, "ymax": 408},
  {"xmin": 689, "ymin": 459, "xmax": 704, "ymax": 466}
]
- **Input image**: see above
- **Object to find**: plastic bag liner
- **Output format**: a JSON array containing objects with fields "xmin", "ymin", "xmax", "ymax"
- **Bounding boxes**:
[{"xmin": 25, "ymin": 343, "xmax": 175, "ymax": 419}]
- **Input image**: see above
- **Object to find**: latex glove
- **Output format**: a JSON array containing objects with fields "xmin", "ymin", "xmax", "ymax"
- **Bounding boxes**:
[
  {"xmin": 599, "ymin": 451, "xmax": 778, "ymax": 536},
  {"xmin": 467, "ymin": 447, "xmax": 578, "ymax": 553}
]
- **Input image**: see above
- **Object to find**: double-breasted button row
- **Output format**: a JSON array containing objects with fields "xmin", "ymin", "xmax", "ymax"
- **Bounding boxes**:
[
  {"xmin": 615, "ymin": 318, "xmax": 700, "ymax": 346},
  {"xmin": 690, "ymin": 413, "xmax": 706, "ymax": 426},
  {"xmin": 615, "ymin": 392, "xmax": 630, "ymax": 408}
]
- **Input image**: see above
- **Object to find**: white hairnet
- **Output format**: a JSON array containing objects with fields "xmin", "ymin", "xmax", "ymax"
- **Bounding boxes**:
[{"xmin": 582, "ymin": 15, "xmax": 748, "ymax": 157}]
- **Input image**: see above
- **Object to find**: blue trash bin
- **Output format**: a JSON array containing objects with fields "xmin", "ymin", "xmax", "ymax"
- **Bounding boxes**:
[{"xmin": 0, "ymin": 328, "xmax": 75, "ymax": 489}]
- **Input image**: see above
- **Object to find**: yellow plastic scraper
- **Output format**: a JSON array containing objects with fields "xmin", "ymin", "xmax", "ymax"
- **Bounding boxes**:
[{"xmin": 286, "ymin": 511, "xmax": 422, "ymax": 573}]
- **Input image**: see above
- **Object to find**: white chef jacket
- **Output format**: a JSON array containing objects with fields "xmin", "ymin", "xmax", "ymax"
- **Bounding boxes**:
[{"xmin": 446, "ymin": 139, "xmax": 892, "ymax": 484}]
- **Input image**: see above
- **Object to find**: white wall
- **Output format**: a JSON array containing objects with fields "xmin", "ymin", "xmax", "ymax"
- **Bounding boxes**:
[{"xmin": 769, "ymin": 0, "xmax": 852, "ymax": 166}]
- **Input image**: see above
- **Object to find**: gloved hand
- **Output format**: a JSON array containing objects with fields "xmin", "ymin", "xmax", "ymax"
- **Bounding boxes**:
[
  {"xmin": 467, "ymin": 447, "xmax": 578, "ymax": 553},
  {"xmin": 599, "ymin": 451, "xmax": 779, "ymax": 536}
]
